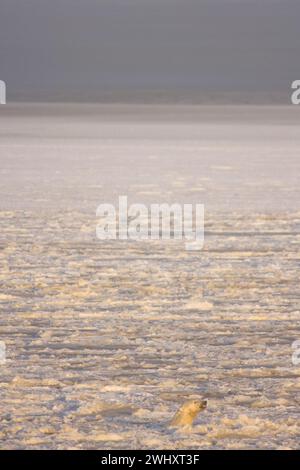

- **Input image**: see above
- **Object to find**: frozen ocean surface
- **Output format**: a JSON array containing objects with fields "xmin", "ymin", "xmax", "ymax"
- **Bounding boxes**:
[{"xmin": 0, "ymin": 104, "xmax": 300, "ymax": 449}]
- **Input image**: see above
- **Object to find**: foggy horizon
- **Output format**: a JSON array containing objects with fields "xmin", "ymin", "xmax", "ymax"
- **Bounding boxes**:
[{"xmin": 1, "ymin": 0, "xmax": 300, "ymax": 102}]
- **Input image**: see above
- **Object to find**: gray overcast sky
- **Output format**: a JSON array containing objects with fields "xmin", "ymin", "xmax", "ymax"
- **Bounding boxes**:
[{"xmin": 0, "ymin": 0, "xmax": 299, "ymax": 100}]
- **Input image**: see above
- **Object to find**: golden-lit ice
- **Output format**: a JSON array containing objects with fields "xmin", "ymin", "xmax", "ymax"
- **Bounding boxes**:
[{"xmin": 0, "ymin": 104, "xmax": 300, "ymax": 449}]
